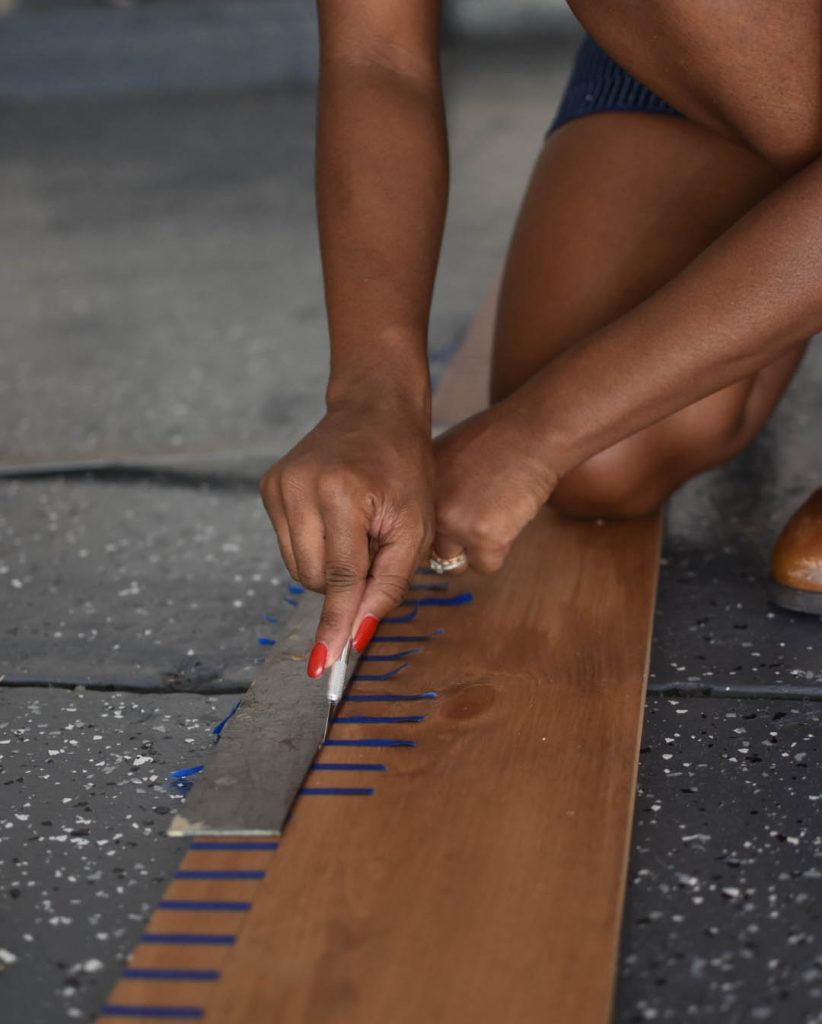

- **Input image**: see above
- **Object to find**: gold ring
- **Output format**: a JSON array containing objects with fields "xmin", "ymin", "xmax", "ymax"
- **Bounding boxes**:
[{"xmin": 429, "ymin": 550, "xmax": 468, "ymax": 574}]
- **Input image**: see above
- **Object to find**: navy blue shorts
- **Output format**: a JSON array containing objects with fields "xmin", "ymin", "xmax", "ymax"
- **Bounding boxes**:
[{"xmin": 547, "ymin": 35, "xmax": 683, "ymax": 135}]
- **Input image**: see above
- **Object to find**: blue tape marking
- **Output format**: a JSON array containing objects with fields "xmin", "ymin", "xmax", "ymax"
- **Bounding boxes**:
[
  {"xmin": 345, "ymin": 692, "xmax": 436, "ymax": 702},
  {"xmin": 189, "ymin": 841, "xmax": 278, "ymax": 851},
  {"xmin": 409, "ymin": 581, "xmax": 449, "ymax": 592},
  {"xmin": 263, "ymin": 613, "xmax": 278, "ymax": 624},
  {"xmin": 211, "ymin": 701, "xmax": 241, "ymax": 736},
  {"xmin": 284, "ymin": 596, "xmax": 298, "ymax": 607},
  {"xmin": 382, "ymin": 605, "xmax": 419, "ymax": 624},
  {"xmin": 310, "ymin": 762, "xmax": 386, "ymax": 771},
  {"xmin": 288, "ymin": 583, "xmax": 305, "ymax": 594},
  {"xmin": 324, "ymin": 738, "xmax": 415, "ymax": 748},
  {"xmin": 100, "ymin": 1007, "xmax": 203, "ymax": 1019},
  {"xmin": 360, "ymin": 649, "xmax": 421, "ymax": 661},
  {"xmin": 174, "ymin": 870, "xmax": 265, "ymax": 880},
  {"xmin": 350, "ymin": 664, "xmax": 408, "ymax": 682},
  {"xmin": 168, "ymin": 766, "xmax": 204, "ymax": 779},
  {"xmin": 257, "ymin": 636, "xmax": 276, "ymax": 646},
  {"xmin": 141, "ymin": 934, "xmax": 235, "ymax": 946},
  {"xmin": 158, "ymin": 900, "xmax": 252, "ymax": 912},
  {"xmin": 299, "ymin": 787, "xmax": 375, "ymax": 796},
  {"xmin": 402, "ymin": 592, "xmax": 473, "ymax": 608},
  {"xmin": 370, "ymin": 630, "xmax": 444, "ymax": 643},
  {"xmin": 121, "ymin": 969, "xmax": 219, "ymax": 982},
  {"xmin": 334, "ymin": 715, "xmax": 425, "ymax": 724}
]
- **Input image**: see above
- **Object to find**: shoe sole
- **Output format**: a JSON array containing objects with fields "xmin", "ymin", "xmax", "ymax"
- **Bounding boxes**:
[{"xmin": 767, "ymin": 579, "xmax": 822, "ymax": 616}]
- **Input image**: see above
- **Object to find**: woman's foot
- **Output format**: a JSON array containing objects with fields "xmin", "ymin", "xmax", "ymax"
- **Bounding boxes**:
[{"xmin": 769, "ymin": 489, "xmax": 822, "ymax": 615}]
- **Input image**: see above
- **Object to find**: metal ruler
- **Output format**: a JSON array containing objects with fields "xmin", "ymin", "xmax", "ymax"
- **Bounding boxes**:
[{"xmin": 167, "ymin": 591, "xmax": 359, "ymax": 837}]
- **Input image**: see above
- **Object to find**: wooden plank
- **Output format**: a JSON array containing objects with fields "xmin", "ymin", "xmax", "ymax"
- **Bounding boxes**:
[{"xmin": 193, "ymin": 507, "xmax": 660, "ymax": 1024}]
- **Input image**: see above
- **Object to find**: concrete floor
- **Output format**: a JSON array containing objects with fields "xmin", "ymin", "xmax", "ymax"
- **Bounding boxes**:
[{"xmin": 1, "ymin": 34, "xmax": 821, "ymax": 1024}]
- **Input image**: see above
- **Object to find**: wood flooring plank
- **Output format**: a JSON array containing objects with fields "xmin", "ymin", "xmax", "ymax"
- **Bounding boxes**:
[{"xmin": 197, "ymin": 507, "xmax": 661, "ymax": 1024}]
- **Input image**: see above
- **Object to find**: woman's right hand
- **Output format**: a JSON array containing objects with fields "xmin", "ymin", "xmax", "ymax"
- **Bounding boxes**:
[{"xmin": 259, "ymin": 398, "xmax": 435, "ymax": 678}]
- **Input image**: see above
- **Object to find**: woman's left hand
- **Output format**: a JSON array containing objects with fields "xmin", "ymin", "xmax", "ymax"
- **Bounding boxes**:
[{"xmin": 432, "ymin": 402, "xmax": 558, "ymax": 574}]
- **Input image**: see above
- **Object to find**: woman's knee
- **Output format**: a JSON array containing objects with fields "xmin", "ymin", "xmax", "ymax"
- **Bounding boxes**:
[
  {"xmin": 551, "ymin": 403, "xmax": 757, "ymax": 520},
  {"xmin": 551, "ymin": 455, "xmax": 669, "ymax": 520}
]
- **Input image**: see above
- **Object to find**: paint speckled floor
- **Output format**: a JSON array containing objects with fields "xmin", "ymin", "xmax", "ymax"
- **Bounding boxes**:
[
  {"xmin": 1, "ymin": 30, "xmax": 821, "ymax": 1024},
  {"xmin": 0, "ymin": 690, "xmax": 235, "ymax": 1020},
  {"xmin": 618, "ymin": 698, "xmax": 822, "ymax": 1024}
]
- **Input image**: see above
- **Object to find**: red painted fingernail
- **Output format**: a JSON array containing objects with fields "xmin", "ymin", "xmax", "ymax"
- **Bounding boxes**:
[
  {"xmin": 307, "ymin": 642, "xmax": 328, "ymax": 678},
  {"xmin": 352, "ymin": 615, "xmax": 379, "ymax": 653}
]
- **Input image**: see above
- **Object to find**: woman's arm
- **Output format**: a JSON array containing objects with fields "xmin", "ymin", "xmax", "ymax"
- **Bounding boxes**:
[
  {"xmin": 315, "ymin": 1, "xmax": 447, "ymax": 404},
  {"xmin": 511, "ymin": 153, "xmax": 822, "ymax": 476},
  {"xmin": 433, "ymin": 153, "xmax": 822, "ymax": 565},
  {"xmin": 261, "ymin": 1, "xmax": 447, "ymax": 673}
]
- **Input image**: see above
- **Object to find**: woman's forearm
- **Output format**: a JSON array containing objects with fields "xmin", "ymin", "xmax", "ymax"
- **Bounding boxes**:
[
  {"xmin": 509, "ymin": 154, "xmax": 822, "ymax": 477},
  {"xmin": 316, "ymin": 58, "xmax": 449, "ymax": 416}
]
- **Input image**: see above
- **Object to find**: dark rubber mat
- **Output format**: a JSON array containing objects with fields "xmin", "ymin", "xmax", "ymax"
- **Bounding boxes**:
[{"xmin": 617, "ymin": 696, "xmax": 822, "ymax": 1023}]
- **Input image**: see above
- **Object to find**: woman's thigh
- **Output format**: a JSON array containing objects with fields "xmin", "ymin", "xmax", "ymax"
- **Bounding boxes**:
[{"xmin": 490, "ymin": 111, "xmax": 808, "ymax": 517}]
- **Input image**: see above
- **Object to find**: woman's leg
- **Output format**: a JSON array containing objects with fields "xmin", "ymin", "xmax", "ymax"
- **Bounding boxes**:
[{"xmin": 490, "ymin": 112, "xmax": 810, "ymax": 518}]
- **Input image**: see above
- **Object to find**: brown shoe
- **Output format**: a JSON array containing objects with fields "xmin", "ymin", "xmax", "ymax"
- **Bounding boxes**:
[{"xmin": 769, "ymin": 488, "xmax": 822, "ymax": 615}]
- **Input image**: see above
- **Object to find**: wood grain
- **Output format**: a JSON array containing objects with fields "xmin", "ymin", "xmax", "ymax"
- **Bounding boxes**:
[
  {"xmin": 101, "ymin": 839, "xmax": 280, "ymax": 1022},
  {"xmin": 197, "ymin": 508, "xmax": 660, "ymax": 1024}
]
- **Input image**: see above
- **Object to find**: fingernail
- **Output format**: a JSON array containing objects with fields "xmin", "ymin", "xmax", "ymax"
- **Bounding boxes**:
[
  {"xmin": 352, "ymin": 615, "xmax": 379, "ymax": 653},
  {"xmin": 307, "ymin": 642, "xmax": 328, "ymax": 678}
]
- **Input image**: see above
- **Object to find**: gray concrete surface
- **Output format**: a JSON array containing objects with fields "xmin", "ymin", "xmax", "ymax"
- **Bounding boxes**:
[
  {"xmin": 0, "ymin": 689, "xmax": 235, "ymax": 1022},
  {"xmin": 1, "ymin": 476, "xmax": 279, "ymax": 689},
  {"xmin": 0, "ymin": 43, "xmax": 574, "ymax": 465},
  {"xmin": 1, "ymin": 28, "xmax": 821, "ymax": 1024},
  {"xmin": 0, "ymin": 1, "xmax": 320, "ymax": 99}
]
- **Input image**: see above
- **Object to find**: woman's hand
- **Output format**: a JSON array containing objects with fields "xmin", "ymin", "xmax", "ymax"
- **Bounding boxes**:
[
  {"xmin": 260, "ymin": 396, "xmax": 435, "ymax": 677},
  {"xmin": 432, "ymin": 402, "xmax": 558, "ymax": 574}
]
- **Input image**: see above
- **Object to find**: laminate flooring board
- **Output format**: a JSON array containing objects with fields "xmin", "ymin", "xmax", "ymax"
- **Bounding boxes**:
[{"xmin": 183, "ymin": 508, "xmax": 658, "ymax": 1024}]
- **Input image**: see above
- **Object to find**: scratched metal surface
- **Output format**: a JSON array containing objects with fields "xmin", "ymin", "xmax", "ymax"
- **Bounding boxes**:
[{"xmin": 168, "ymin": 592, "xmax": 359, "ymax": 836}]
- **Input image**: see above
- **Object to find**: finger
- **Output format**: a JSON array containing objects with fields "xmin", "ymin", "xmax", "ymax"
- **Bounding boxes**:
[
  {"xmin": 430, "ymin": 530, "xmax": 470, "ymax": 576},
  {"xmin": 310, "ymin": 499, "xmax": 370, "ymax": 673},
  {"xmin": 282, "ymin": 493, "xmax": 326, "ymax": 593},
  {"xmin": 463, "ymin": 541, "xmax": 508, "ymax": 575},
  {"xmin": 350, "ymin": 531, "xmax": 422, "ymax": 652},
  {"xmin": 271, "ymin": 507, "xmax": 300, "ymax": 583},
  {"xmin": 259, "ymin": 472, "xmax": 299, "ymax": 581}
]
